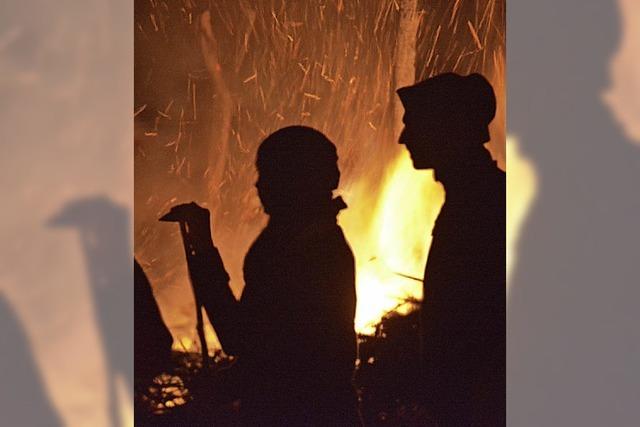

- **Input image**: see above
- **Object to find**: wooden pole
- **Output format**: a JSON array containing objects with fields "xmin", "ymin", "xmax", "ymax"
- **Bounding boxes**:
[{"xmin": 179, "ymin": 221, "xmax": 211, "ymax": 370}]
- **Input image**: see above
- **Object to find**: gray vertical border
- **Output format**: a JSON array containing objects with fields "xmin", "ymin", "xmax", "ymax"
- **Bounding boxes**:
[
  {"xmin": 0, "ymin": 0, "xmax": 133, "ymax": 425},
  {"xmin": 508, "ymin": 1, "xmax": 640, "ymax": 425}
]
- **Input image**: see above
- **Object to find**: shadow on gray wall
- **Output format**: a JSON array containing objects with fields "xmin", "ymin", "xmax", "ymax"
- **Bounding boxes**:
[
  {"xmin": 509, "ymin": 1, "xmax": 640, "ymax": 425},
  {"xmin": 0, "ymin": 293, "xmax": 63, "ymax": 426},
  {"xmin": 48, "ymin": 196, "xmax": 132, "ymax": 427}
]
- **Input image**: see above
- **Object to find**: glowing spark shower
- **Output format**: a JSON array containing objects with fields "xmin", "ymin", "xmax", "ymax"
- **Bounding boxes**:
[{"xmin": 134, "ymin": 0, "xmax": 505, "ymax": 348}]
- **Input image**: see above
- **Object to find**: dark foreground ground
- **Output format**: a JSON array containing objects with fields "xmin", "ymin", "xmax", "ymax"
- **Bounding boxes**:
[{"xmin": 135, "ymin": 307, "xmax": 435, "ymax": 426}]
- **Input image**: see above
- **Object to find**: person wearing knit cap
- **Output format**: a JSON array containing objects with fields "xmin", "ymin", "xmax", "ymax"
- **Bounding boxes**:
[
  {"xmin": 163, "ymin": 126, "xmax": 358, "ymax": 425},
  {"xmin": 398, "ymin": 73, "xmax": 505, "ymax": 426}
]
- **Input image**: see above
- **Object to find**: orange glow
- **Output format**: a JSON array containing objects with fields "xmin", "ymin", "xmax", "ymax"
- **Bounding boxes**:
[
  {"xmin": 172, "ymin": 312, "xmax": 222, "ymax": 354},
  {"xmin": 135, "ymin": 0, "xmax": 506, "ymax": 349},
  {"xmin": 340, "ymin": 151, "xmax": 443, "ymax": 334},
  {"xmin": 172, "ymin": 136, "xmax": 532, "ymax": 346}
]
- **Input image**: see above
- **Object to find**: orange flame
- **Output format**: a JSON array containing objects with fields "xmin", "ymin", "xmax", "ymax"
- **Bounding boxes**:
[{"xmin": 340, "ymin": 151, "xmax": 444, "ymax": 334}]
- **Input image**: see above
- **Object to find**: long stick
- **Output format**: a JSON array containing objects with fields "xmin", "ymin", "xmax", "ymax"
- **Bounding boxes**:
[{"xmin": 179, "ymin": 222, "xmax": 210, "ymax": 369}]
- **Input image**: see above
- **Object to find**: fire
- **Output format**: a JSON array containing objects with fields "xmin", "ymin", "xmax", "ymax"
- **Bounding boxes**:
[
  {"xmin": 344, "ymin": 135, "xmax": 535, "ymax": 334},
  {"xmin": 135, "ymin": 0, "xmax": 506, "ymax": 350},
  {"xmin": 172, "ymin": 149, "xmax": 443, "ymax": 349},
  {"xmin": 340, "ymin": 150, "xmax": 444, "ymax": 334},
  {"xmin": 172, "ymin": 313, "xmax": 222, "ymax": 354},
  {"xmin": 172, "ymin": 137, "xmax": 529, "ymax": 348}
]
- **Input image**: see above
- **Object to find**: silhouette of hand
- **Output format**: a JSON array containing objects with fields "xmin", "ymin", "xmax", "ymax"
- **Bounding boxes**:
[
  {"xmin": 160, "ymin": 202, "xmax": 212, "ymax": 247},
  {"xmin": 160, "ymin": 201, "xmax": 209, "ymax": 223}
]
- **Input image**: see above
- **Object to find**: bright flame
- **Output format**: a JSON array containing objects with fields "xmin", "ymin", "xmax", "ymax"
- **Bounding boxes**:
[
  {"xmin": 170, "ymin": 150, "xmax": 444, "ymax": 343},
  {"xmin": 171, "ymin": 312, "xmax": 222, "ymax": 354},
  {"xmin": 340, "ymin": 150, "xmax": 444, "ymax": 334},
  {"xmin": 173, "ymin": 139, "xmax": 531, "ymax": 342},
  {"xmin": 345, "ymin": 136, "xmax": 535, "ymax": 332}
]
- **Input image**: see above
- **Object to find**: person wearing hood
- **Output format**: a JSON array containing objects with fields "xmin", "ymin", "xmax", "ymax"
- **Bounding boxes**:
[
  {"xmin": 166, "ymin": 126, "xmax": 358, "ymax": 425},
  {"xmin": 397, "ymin": 73, "xmax": 505, "ymax": 426}
]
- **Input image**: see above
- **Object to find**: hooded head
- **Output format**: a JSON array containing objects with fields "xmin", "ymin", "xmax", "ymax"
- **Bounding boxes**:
[
  {"xmin": 397, "ymin": 73, "xmax": 496, "ymax": 172},
  {"xmin": 256, "ymin": 126, "xmax": 340, "ymax": 217}
]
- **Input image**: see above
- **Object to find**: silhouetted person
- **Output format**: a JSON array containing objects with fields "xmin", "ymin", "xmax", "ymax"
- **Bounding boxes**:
[
  {"xmin": 134, "ymin": 259, "xmax": 173, "ymax": 392},
  {"xmin": 48, "ymin": 197, "xmax": 133, "ymax": 427},
  {"xmin": 164, "ymin": 126, "xmax": 358, "ymax": 425},
  {"xmin": 0, "ymin": 293, "xmax": 63, "ymax": 426},
  {"xmin": 397, "ymin": 73, "xmax": 505, "ymax": 425}
]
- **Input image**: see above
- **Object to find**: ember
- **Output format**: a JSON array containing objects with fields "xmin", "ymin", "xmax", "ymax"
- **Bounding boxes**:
[{"xmin": 134, "ymin": 0, "xmax": 505, "ymax": 348}]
